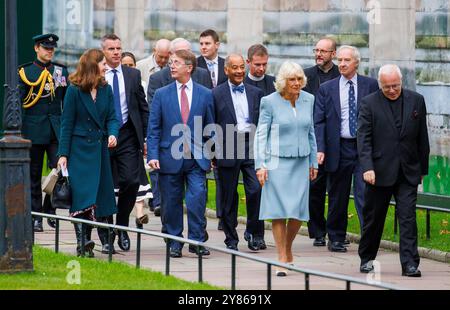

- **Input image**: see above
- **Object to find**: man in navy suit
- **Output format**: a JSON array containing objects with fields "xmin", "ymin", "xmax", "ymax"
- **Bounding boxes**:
[
  {"xmin": 197, "ymin": 29, "xmax": 227, "ymax": 87},
  {"xmin": 148, "ymin": 49, "xmax": 215, "ymax": 258},
  {"xmin": 314, "ymin": 45, "xmax": 379, "ymax": 253},
  {"xmin": 212, "ymin": 54, "xmax": 265, "ymax": 251},
  {"xmin": 102, "ymin": 34, "xmax": 149, "ymax": 253},
  {"xmin": 146, "ymin": 38, "xmax": 212, "ymax": 218}
]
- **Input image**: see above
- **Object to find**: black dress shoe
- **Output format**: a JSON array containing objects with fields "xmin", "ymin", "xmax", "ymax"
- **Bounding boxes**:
[
  {"xmin": 327, "ymin": 241, "xmax": 347, "ymax": 253},
  {"xmin": 154, "ymin": 206, "xmax": 161, "ymax": 217},
  {"xmin": 313, "ymin": 237, "xmax": 326, "ymax": 247},
  {"xmin": 33, "ymin": 220, "xmax": 43, "ymax": 232},
  {"xmin": 360, "ymin": 262, "xmax": 374, "ymax": 273},
  {"xmin": 217, "ymin": 220, "xmax": 224, "ymax": 231},
  {"xmin": 188, "ymin": 245, "xmax": 210, "ymax": 256},
  {"xmin": 402, "ymin": 265, "xmax": 421, "ymax": 277},
  {"xmin": 47, "ymin": 218, "xmax": 57, "ymax": 229},
  {"xmin": 244, "ymin": 232, "xmax": 260, "ymax": 251},
  {"xmin": 117, "ymin": 231, "xmax": 131, "ymax": 251},
  {"xmin": 226, "ymin": 244, "xmax": 238, "ymax": 251},
  {"xmin": 255, "ymin": 237, "xmax": 267, "ymax": 250},
  {"xmin": 169, "ymin": 248, "xmax": 182, "ymax": 258},
  {"xmin": 101, "ymin": 243, "xmax": 117, "ymax": 254}
]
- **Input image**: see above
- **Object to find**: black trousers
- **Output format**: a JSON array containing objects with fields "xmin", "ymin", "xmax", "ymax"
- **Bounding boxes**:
[
  {"xmin": 110, "ymin": 122, "xmax": 141, "ymax": 227},
  {"xmin": 358, "ymin": 170, "xmax": 420, "ymax": 269},
  {"xmin": 218, "ymin": 159, "xmax": 264, "ymax": 247},
  {"xmin": 308, "ymin": 164, "xmax": 327, "ymax": 239},
  {"xmin": 30, "ymin": 143, "xmax": 58, "ymax": 218}
]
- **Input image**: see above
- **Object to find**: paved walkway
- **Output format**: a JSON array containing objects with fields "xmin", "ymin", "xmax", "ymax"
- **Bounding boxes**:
[{"xmin": 35, "ymin": 210, "xmax": 450, "ymax": 290}]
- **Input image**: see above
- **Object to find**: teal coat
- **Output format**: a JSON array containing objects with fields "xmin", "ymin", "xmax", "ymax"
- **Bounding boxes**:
[
  {"xmin": 58, "ymin": 84, "xmax": 120, "ymax": 217},
  {"xmin": 19, "ymin": 60, "xmax": 69, "ymax": 144}
]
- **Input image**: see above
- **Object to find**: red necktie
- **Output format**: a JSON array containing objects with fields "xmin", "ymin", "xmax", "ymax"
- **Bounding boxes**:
[{"xmin": 180, "ymin": 84, "xmax": 190, "ymax": 124}]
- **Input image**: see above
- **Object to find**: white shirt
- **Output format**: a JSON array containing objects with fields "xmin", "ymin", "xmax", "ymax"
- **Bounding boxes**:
[
  {"xmin": 176, "ymin": 79, "xmax": 193, "ymax": 111},
  {"xmin": 106, "ymin": 64, "xmax": 128, "ymax": 124},
  {"xmin": 204, "ymin": 56, "xmax": 219, "ymax": 86},
  {"xmin": 228, "ymin": 81, "xmax": 251, "ymax": 133},
  {"xmin": 339, "ymin": 74, "xmax": 358, "ymax": 139}
]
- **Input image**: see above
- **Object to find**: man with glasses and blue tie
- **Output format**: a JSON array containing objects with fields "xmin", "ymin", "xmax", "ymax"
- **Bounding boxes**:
[
  {"xmin": 212, "ymin": 54, "xmax": 265, "ymax": 251},
  {"xmin": 314, "ymin": 45, "xmax": 378, "ymax": 253},
  {"xmin": 304, "ymin": 37, "xmax": 341, "ymax": 248},
  {"xmin": 101, "ymin": 34, "xmax": 149, "ymax": 254}
]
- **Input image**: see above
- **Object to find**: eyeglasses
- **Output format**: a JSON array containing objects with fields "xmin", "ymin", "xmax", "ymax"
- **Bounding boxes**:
[
  {"xmin": 313, "ymin": 49, "xmax": 334, "ymax": 55},
  {"xmin": 381, "ymin": 84, "xmax": 402, "ymax": 91},
  {"xmin": 168, "ymin": 60, "xmax": 189, "ymax": 68}
]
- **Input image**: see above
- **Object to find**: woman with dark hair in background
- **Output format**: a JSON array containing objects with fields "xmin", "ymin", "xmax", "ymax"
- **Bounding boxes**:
[{"xmin": 58, "ymin": 49, "xmax": 120, "ymax": 256}]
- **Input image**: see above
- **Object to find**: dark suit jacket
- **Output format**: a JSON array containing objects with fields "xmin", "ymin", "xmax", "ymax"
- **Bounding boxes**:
[
  {"xmin": 147, "ymin": 81, "xmax": 215, "ymax": 174},
  {"xmin": 212, "ymin": 82, "xmax": 263, "ymax": 167},
  {"xmin": 314, "ymin": 75, "xmax": 379, "ymax": 172},
  {"xmin": 304, "ymin": 64, "xmax": 340, "ymax": 96},
  {"xmin": 244, "ymin": 74, "xmax": 276, "ymax": 97},
  {"xmin": 147, "ymin": 66, "xmax": 213, "ymax": 106},
  {"xmin": 122, "ymin": 65, "xmax": 149, "ymax": 149},
  {"xmin": 197, "ymin": 56, "xmax": 227, "ymax": 86},
  {"xmin": 357, "ymin": 89, "xmax": 430, "ymax": 186}
]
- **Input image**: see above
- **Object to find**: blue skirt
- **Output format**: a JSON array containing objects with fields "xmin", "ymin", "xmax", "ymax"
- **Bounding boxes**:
[{"xmin": 259, "ymin": 156, "xmax": 310, "ymax": 221}]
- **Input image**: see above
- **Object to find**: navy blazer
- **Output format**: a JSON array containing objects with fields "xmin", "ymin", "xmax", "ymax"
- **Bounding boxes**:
[
  {"xmin": 122, "ymin": 65, "xmax": 149, "ymax": 148},
  {"xmin": 212, "ymin": 82, "xmax": 263, "ymax": 167},
  {"xmin": 357, "ymin": 89, "xmax": 430, "ymax": 186},
  {"xmin": 314, "ymin": 74, "xmax": 379, "ymax": 172},
  {"xmin": 147, "ymin": 66, "xmax": 213, "ymax": 106},
  {"xmin": 197, "ymin": 56, "xmax": 227, "ymax": 86},
  {"xmin": 147, "ymin": 81, "xmax": 215, "ymax": 174}
]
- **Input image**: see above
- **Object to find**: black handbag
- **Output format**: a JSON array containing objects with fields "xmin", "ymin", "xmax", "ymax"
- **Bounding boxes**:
[{"xmin": 51, "ymin": 172, "xmax": 72, "ymax": 209}]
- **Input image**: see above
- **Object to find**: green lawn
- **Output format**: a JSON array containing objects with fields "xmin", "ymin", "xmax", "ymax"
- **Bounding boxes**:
[
  {"xmin": 206, "ymin": 180, "xmax": 450, "ymax": 253},
  {"xmin": 0, "ymin": 246, "xmax": 219, "ymax": 290}
]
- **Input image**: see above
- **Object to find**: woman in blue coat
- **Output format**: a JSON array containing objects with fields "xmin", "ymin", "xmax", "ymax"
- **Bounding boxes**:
[
  {"xmin": 58, "ymin": 49, "xmax": 120, "ymax": 257},
  {"xmin": 254, "ymin": 61, "xmax": 318, "ymax": 276}
]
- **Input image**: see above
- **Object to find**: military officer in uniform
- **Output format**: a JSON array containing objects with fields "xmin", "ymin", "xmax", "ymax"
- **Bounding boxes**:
[{"xmin": 18, "ymin": 34, "xmax": 69, "ymax": 232}]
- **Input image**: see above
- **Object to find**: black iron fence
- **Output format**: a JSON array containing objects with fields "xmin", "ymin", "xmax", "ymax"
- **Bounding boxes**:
[{"xmin": 32, "ymin": 212, "xmax": 404, "ymax": 291}]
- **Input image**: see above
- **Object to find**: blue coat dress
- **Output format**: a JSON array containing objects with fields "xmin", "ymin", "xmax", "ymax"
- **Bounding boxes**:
[
  {"xmin": 254, "ymin": 91, "xmax": 318, "ymax": 221},
  {"xmin": 58, "ymin": 84, "xmax": 120, "ymax": 217}
]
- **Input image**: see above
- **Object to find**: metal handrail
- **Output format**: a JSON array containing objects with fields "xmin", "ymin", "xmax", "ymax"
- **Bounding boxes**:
[{"xmin": 32, "ymin": 212, "xmax": 406, "ymax": 291}]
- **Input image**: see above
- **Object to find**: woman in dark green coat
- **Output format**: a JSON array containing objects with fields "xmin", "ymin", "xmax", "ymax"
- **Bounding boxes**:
[{"xmin": 58, "ymin": 49, "xmax": 120, "ymax": 257}]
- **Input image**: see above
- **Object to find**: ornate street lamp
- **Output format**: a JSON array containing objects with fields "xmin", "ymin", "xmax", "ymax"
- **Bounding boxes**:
[{"xmin": 0, "ymin": 0, "xmax": 33, "ymax": 272}]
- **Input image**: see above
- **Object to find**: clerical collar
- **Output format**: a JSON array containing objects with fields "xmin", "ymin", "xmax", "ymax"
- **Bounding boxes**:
[{"xmin": 248, "ymin": 73, "xmax": 265, "ymax": 82}]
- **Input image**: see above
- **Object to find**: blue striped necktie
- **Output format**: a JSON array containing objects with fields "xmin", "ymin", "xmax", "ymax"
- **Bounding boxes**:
[{"xmin": 348, "ymin": 80, "xmax": 357, "ymax": 137}]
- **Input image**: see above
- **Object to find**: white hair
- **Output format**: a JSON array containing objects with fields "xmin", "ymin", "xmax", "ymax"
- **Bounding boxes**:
[
  {"xmin": 274, "ymin": 61, "xmax": 307, "ymax": 93},
  {"xmin": 378, "ymin": 64, "xmax": 403, "ymax": 81},
  {"xmin": 170, "ymin": 38, "xmax": 192, "ymax": 53},
  {"xmin": 337, "ymin": 45, "xmax": 361, "ymax": 64}
]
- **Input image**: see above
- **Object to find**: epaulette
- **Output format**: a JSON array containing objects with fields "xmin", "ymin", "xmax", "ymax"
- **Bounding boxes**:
[
  {"xmin": 18, "ymin": 62, "xmax": 33, "ymax": 69},
  {"xmin": 52, "ymin": 62, "xmax": 67, "ymax": 68}
]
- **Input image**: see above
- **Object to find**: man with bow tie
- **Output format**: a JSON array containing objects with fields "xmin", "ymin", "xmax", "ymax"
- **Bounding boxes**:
[
  {"xmin": 357, "ymin": 64, "xmax": 429, "ymax": 277},
  {"xmin": 212, "ymin": 54, "xmax": 266, "ymax": 251}
]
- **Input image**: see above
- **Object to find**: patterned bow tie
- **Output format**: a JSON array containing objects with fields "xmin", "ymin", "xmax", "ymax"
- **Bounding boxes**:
[{"xmin": 232, "ymin": 84, "xmax": 245, "ymax": 93}]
